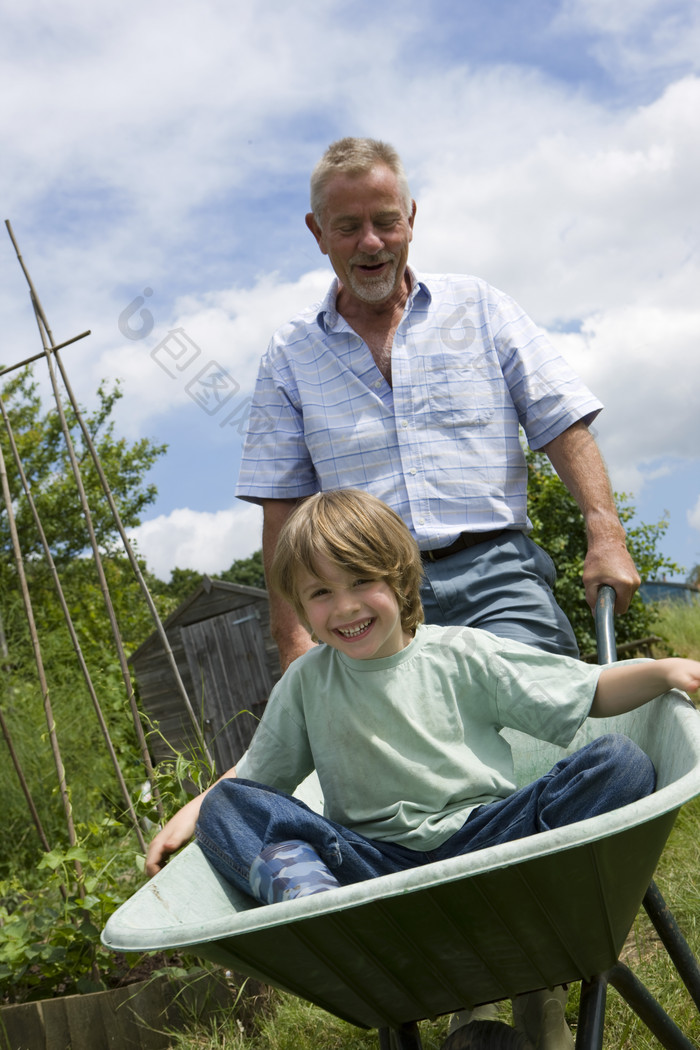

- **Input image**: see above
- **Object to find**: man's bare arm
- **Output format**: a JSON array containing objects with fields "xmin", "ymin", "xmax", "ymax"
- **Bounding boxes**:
[
  {"xmin": 542, "ymin": 421, "xmax": 640, "ymax": 614},
  {"xmin": 262, "ymin": 498, "xmax": 316, "ymax": 670}
]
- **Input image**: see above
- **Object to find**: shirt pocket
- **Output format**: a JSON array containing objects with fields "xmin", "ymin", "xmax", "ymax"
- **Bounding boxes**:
[{"xmin": 425, "ymin": 350, "xmax": 497, "ymax": 427}]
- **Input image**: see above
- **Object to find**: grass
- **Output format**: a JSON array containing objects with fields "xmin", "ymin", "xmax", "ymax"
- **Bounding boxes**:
[{"xmin": 162, "ymin": 601, "xmax": 700, "ymax": 1049}]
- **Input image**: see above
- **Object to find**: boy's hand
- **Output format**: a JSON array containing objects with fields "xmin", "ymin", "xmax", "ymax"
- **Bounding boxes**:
[
  {"xmin": 661, "ymin": 658, "xmax": 700, "ymax": 696},
  {"xmin": 145, "ymin": 798, "xmax": 201, "ymax": 877}
]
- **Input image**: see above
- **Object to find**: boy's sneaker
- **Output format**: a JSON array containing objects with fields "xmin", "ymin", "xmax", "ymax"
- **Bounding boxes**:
[{"xmin": 512, "ymin": 987, "xmax": 574, "ymax": 1050}]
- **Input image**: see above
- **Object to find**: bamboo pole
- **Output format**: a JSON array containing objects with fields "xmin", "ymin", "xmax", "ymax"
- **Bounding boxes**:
[
  {"xmin": 4, "ymin": 220, "xmax": 213, "ymax": 775},
  {"xmin": 27, "ymin": 305, "xmax": 164, "ymax": 814},
  {"xmin": 3, "ymin": 223, "xmax": 167, "ymax": 812},
  {"xmin": 0, "ymin": 393, "xmax": 147, "ymax": 852},
  {"xmin": 49, "ymin": 351, "xmax": 214, "ymax": 769},
  {"xmin": 0, "ymin": 329, "xmax": 91, "ymax": 377},
  {"xmin": 0, "ymin": 437, "xmax": 80, "ymax": 865}
]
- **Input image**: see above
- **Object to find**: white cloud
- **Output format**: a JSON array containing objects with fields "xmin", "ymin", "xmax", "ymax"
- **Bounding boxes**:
[
  {"xmin": 553, "ymin": 0, "xmax": 700, "ymax": 78},
  {"xmin": 411, "ymin": 75, "xmax": 700, "ymax": 323},
  {"xmin": 2, "ymin": 1, "xmax": 698, "ymax": 580},
  {"xmin": 96, "ymin": 268, "xmax": 332, "ymax": 437},
  {"xmin": 128, "ymin": 502, "xmax": 263, "ymax": 580},
  {"xmin": 549, "ymin": 303, "xmax": 700, "ymax": 493}
]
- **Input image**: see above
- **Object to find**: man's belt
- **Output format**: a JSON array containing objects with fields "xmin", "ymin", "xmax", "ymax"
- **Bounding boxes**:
[{"xmin": 421, "ymin": 529, "xmax": 507, "ymax": 562}]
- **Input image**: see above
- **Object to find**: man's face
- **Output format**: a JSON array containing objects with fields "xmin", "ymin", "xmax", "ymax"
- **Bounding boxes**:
[{"xmin": 306, "ymin": 165, "xmax": 416, "ymax": 307}]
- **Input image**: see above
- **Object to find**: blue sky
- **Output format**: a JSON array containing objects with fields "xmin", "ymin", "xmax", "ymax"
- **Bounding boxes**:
[{"xmin": 1, "ymin": 0, "xmax": 699, "ymax": 581}]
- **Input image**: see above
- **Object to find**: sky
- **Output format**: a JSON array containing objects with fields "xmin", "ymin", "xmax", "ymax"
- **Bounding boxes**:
[{"xmin": 1, "ymin": 0, "xmax": 699, "ymax": 583}]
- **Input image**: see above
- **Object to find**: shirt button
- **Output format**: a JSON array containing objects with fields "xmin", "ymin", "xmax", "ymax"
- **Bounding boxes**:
[
  {"xmin": 418, "ymin": 518, "xmax": 425, "ymax": 526},
  {"xmin": 409, "ymin": 467, "xmax": 417, "ymax": 475},
  {"xmin": 400, "ymin": 419, "xmax": 409, "ymax": 428},
  {"xmin": 374, "ymin": 380, "xmax": 382, "ymax": 389}
]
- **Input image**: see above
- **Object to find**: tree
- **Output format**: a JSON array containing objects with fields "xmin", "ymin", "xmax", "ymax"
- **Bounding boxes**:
[
  {"xmin": 526, "ymin": 448, "xmax": 680, "ymax": 655},
  {"xmin": 221, "ymin": 549, "xmax": 265, "ymax": 589},
  {"xmin": 1, "ymin": 369, "xmax": 165, "ymax": 568}
]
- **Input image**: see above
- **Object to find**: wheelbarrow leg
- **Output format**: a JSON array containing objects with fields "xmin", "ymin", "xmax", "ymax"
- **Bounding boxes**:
[
  {"xmin": 643, "ymin": 880, "xmax": 700, "ymax": 1011},
  {"xmin": 576, "ymin": 975, "xmax": 607, "ymax": 1050},
  {"xmin": 378, "ymin": 1021, "xmax": 423, "ymax": 1049},
  {"xmin": 608, "ymin": 962, "xmax": 697, "ymax": 1050}
]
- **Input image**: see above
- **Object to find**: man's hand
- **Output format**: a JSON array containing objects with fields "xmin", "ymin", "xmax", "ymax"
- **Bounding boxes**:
[{"xmin": 582, "ymin": 534, "xmax": 641, "ymax": 614}]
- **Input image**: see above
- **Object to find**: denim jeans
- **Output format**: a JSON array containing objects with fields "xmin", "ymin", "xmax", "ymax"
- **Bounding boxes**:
[
  {"xmin": 196, "ymin": 735, "xmax": 655, "ymax": 902},
  {"xmin": 420, "ymin": 531, "xmax": 579, "ymax": 657}
]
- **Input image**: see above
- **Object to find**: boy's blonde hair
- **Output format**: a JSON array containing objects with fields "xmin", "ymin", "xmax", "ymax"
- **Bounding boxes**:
[{"xmin": 269, "ymin": 489, "xmax": 424, "ymax": 634}]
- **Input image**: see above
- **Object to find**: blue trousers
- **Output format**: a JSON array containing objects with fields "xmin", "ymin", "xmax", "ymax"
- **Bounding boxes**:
[
  {"xmin": 196, "ymin": 735, "xmax": 655, "ymax": 902},
  {"xmin": 421, "ymin": 531, "xmax": 579, "ymax": 657}
]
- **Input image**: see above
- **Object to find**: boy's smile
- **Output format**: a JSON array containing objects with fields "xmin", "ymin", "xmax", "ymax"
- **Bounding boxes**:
[{"xmin": 298, "ymin": 555, "xmax": 412, "ymax": 660}]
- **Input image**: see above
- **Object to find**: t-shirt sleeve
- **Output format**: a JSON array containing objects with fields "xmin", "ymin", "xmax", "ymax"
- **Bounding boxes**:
[
  {"xmin": 235, "ymin": 673, "xmax": 315, "ymax": 791},
  {"xmin": 482, "ymin": 638, "xmax": 603, "ymax": 746}
]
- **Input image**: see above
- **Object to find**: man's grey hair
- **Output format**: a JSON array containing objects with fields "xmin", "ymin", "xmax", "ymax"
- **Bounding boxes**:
[{"xmin": 310, "ymin": 137, "xmax": 412, "ymax": 223}]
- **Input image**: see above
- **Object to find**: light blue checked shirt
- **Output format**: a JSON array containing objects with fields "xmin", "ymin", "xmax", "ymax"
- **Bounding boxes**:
[{"xmin": 236, "ymin": 271, "xmax": 602, "ymax": 550}]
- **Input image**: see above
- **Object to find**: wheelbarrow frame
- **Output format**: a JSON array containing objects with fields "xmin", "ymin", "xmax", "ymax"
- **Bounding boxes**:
[{"xmin": 102, "ymin": 587, "xmax": 700, "ymax": 1049}]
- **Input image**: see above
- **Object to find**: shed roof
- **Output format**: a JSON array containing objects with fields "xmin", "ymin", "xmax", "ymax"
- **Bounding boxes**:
[{"xmin": 129, "ymin": 575, "xmax": 269, "ymax": 663}]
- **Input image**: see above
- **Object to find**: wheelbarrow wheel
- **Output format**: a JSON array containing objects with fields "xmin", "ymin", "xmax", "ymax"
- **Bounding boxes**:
[{"xmin": 440, "ymin": 1019, "xmax": 530, "ymax": 1049}]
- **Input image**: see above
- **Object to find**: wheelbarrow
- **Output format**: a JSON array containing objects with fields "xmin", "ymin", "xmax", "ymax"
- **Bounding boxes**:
[{"xmin": 102, "ymin": 587, "xmax": 700, "ymax": 1048}]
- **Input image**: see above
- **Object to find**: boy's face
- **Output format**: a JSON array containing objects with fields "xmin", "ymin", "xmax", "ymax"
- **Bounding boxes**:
[{"xmin": 297, "ymin": 555, "xmax": 411, "ymax": 660}]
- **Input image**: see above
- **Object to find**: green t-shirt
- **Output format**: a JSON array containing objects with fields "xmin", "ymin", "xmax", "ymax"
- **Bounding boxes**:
[{"xmin": 235, "ymin": 624, "xmax": 602, "ymax": 851}]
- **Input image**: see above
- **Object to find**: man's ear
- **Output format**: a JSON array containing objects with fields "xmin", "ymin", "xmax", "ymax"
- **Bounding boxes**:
[{"xmin": 305, "ymin": 212, "xmax": 327, "ymax": 255}]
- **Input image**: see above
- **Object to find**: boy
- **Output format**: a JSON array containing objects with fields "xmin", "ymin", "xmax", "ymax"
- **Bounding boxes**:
[{"xmin": 145, "ymin": 490, "xmax": 700, "ymax": 907}]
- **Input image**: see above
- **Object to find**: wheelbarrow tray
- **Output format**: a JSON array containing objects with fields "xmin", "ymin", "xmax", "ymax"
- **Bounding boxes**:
[{"xmin": 102, "ymin": 691, "xmax": 700, "ymax": 1031}]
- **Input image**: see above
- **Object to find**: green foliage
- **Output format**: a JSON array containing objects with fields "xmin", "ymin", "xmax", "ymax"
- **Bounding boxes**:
[
  {"xmin": 221, "ymin": 549, "xmax": 265, "ymax": 590},
  {"xmin": 0, "ymin": 742, "xmax": 216, "ymax": 1005},
  {"xmin": 160, "ymin": 566, "xmax": 206, "ymax": 607},
  {"xmin": 525, "ymin": 448, "xmax": 680, "ymax": 655},
  {"xmin": 0, "ymin": 553, "xmax": 167, "ymax": 877},
  {"xmin": 650, "ymin": 601, "xmax": 700, "ymax": 701},
  {"xmin": 0, "ymin": 820, "xmax": 144, "ymax": 1003}
]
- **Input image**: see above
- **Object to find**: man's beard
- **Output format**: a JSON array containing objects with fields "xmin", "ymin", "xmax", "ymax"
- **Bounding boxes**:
[{"xmin": 347, "ymin": 253, "xmax": 399, "ymax": 303}]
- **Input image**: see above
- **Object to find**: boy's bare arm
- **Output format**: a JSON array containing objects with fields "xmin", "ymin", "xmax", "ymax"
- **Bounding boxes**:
[
  {"xmin": 590, "ymin": 658, "xmax": 700, "ymax": 719},
  {"xmin": 145, "ymin": 765, "xmax": 237, "ymax": 877}
]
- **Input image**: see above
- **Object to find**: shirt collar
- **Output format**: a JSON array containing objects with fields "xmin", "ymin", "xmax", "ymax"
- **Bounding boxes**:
[{"xmin": 315, "ymin": 268, "xmax": 431, "ymax": 334}]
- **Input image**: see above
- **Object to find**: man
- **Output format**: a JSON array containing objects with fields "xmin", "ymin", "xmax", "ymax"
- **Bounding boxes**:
[{"xmin": 236, "ymin": 137, "xmax": 640, "ymax": 676}]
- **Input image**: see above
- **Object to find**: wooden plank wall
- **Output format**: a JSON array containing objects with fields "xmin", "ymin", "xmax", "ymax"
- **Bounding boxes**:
[{"xmin": 129, "ymin": 582, "xmax": 282, "ymax": 768}]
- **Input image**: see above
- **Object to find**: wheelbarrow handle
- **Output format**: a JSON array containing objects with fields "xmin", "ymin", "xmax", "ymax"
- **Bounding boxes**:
[{"xmin": 595, "ymin": 585, "xmax": 617, "ymax": 666}]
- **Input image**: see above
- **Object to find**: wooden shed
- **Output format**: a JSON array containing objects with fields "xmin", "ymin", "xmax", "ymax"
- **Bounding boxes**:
[{"xmin": 129, "ymin": 577, "xmax": 282, "ymax": 774}]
